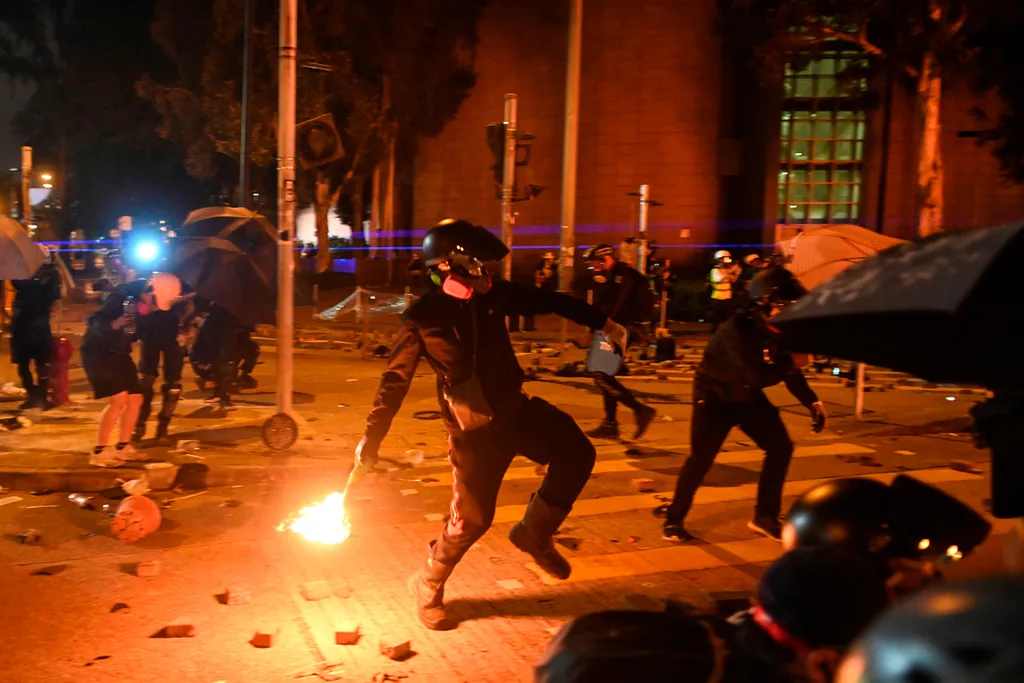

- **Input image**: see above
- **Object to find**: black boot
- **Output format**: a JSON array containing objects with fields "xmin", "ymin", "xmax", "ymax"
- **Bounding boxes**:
[
  {"xmin": 509, "ymin": 493, "xmax": 573, "ymax": 580},
  {"xmin": 407, "ymin": 541, "xmax": 457, "ymax": 631},
  {"xmin": 586, "ymin": 421, "xmax": 620, "ymax": 440},
  {"xmin": 155, "ymin": 417, "xmax": 171, "ymax": 443},
  {"xmin": 131, "ymin": 423, "xmax": 146, "ymax": 444}
]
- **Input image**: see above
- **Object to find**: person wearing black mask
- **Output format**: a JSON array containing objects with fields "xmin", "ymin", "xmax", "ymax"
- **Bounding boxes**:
[
  {"xmin": 10, "ymin": 249, "xmax": 61, "ymax": 410},
  {"xmin": 347, "ymin": 219, "xmax": 627, "ymax": 632},
  {"xmin": 662, "ymin": 266, "xmax": 827, "ymax": 542},
  {"xmin": 583, "ymin": 244, "xmax": 657, "ymax": 440}
]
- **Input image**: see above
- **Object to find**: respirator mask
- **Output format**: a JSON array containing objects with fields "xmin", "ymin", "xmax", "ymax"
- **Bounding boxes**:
[{"xmin": 432, "ymin": 252, "xmax": 489, "ymax": 300}]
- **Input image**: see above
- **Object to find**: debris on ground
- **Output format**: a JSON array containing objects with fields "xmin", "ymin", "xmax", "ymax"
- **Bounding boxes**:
[
  {"xmin": 631, "ymin": 478, "xmax": 656, "ymax": 493},
  {"xmin": 17, "ymin": 529, "xmax": 41, "ymax": 545},
  {"xmin": 554, "ymin": 537, "xmax": 581, "ymax": 551},
  {"xmin": 950, "ymin": 460, "xmax": 983, "ymax": 475},
  {"xmin": 219, "ymin": 499, "xmax": 243, "ymax": 508},
  {"xmin": 161, "ymin": 619, "xmax": 196, "ymax": 638},
  {"xmin": 371, "ymin": 673, "xmax": 409, "ymax": 682},
  {"xmin": 403, "ymin": 449, "xmax": 425, "ymax": 465},
  {"xmin": 225, "ymin": 585, "xmax": 251, "ymax": 605},
  {"xmin": 136, "ymin": 560, "xmax": 161, "ymax": 577},
  {"xmin": 68, "ymin": 494, "xmax": 96, "ymax": 510},
  {"xmin": 334, "ymin": 622, "xmax": 360, "ymax": 645},
  {"xmin": 120, "ymin": 479, "xmax": 151, "ymax": 496},
  {"xmin": 30, "ymin": 564, "xmax": 69, "ymax": 576},
  {"xmin": 379, "ymin": 638, "xmax": 412, "ymax": 661},
  {"xmin": 495, "ymin": 579, "xmax": 525, "ymax": 591},
  {"xmin": 251, "ymin": 626, "xmax": 279, "ymax": 648},
  {"xmin": 331, "ymin": 584, "xmax": 352, "ymax": 599},
  {"xmin": 627, "ymin": 536, "xmax": 640, "ymax": 544},
  {"xmin": 30, "ymin": 489, "xmax": 54, "ymax": 496},
  {"xmin": 300, "ymin": 580, "xmax": 332, "ymax": 601},
  {"xmin": 109, "ymin": 603, "xmax": 130, "ymax": 613}
]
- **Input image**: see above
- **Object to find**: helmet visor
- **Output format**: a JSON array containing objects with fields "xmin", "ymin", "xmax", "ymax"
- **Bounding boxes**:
[{"xmin": 437, "ymin": 252, "xmax": 484, "ymax": 279}]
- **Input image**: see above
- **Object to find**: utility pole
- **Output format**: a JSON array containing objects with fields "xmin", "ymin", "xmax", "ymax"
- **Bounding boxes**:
[
  {"xmin": 501, "ymin": 94, "xmax": 517, "ymax": 282},
  {"xmin": 238, "ymin": 0, "xmax": 254, "ymax": 208},
  {"xmin": 637, "ymin": 184, "xmax": 650, "ymax": 275},
  {"xmin": 558, "ymin": 0, "xmax": 583, "ymax": 363},
  {"xmin": 20, "ymin": 146, "xmax": 32, "ymax": 227},
  {"xmin": 259, "ymin": 0, "xmax": 301, "ymax": 450}
]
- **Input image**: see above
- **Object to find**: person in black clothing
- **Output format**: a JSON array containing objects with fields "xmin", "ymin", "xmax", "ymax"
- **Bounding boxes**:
[
  {"xmin": 132, "ymin": 272, "xmax": 196, "ymax": 443},
  {"xmin": 10, "ymin": 251, "xmax": 61, "ymax": 410},
  {"xmin": 583, "ymin": 244, "xmax": 656, "ymax": 440},
  {"xmin": 81, "ymin": 276, "xmax": 182, "ymax": 467},
  {"xmin": 236, "ymin": 327, "xmax": 260, "ymax": 389},
  {"xmin": 348, "ymin": 219, "xmax": 627, "ymax": 631},
  {"xmin": 196, "ymin": 303, "xmax": 243, "ymax": 409},
  {"xmin": 662, "ymin": 266, "xmax": 827, "ymax": 542}
]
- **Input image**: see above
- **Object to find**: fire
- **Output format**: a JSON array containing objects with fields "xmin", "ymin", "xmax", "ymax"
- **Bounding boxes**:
[{"xmin": 277, "ymin": 492, "xmax": 351, "ymax": 544}]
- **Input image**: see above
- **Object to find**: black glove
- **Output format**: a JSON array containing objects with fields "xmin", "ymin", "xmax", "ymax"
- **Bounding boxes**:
[{"xmin": 810, "ymin": 401, "xmax": 827, "ymax": 433}]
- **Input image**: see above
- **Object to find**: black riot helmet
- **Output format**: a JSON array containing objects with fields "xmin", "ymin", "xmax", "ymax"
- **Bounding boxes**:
[
  {"xmin": 747, "ymin": 265, "xmax": 807, "ymax": 309},
  {"xmin": 782, "ymin": 478, "xmax": 892, "ymax": 557},
  {"xmin": 422, "ymin": 219, "xmax": 508, "ymax": 279},
  {"xmin": 835, "ymin": 577, "xmax": 1024, "ymax": 683}
]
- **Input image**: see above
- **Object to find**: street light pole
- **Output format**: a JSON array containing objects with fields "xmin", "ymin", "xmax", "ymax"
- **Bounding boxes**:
[
  {"xmin": 558, "ymin": 0, "xmax": 583, "ymax": 363},
  {"xmin": 239, "ymin": 0, "xmax": 254, "ymax": 208},
  {"xmin": 637, "ymin": 184, "xmax": 650, "ymax": 276},
  {"xmin": 20, "ymin": 146, "xmax": 32, "ymax": 227},
  {"xmin": 501, "ymin": 94, "xmax": 517, "ymax": 282},
  {"xmin": 276, "ymin": 0, "xmax": 297, "ymax": 416}
]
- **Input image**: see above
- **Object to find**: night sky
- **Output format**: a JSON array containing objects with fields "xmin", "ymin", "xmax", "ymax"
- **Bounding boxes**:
[{"xmin": 0, "ymin": 78, "xmax": 30, "ymax": 170}]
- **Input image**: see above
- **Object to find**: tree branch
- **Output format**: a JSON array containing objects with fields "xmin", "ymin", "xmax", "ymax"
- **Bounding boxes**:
[
  {"xmin": 800, "ymin": 25, "xmax": 921, "ymax": 79},
  {"xmin": 946, "ymin": 11, "xmax": 967, "ymax": 38}
]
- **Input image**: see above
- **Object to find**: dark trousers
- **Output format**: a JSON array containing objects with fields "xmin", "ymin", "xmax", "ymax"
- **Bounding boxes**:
[
  {"xmin": 666, "ymin": 392, "xmax": 794, "ymax": 524},
  {"xmin": 16, "ymin": 342, "xmax": 51, "ymax": 400},
  {"xmin": 238, "ymin": 335, "xmax": 259, "ymax": 375},
  {"xmin": 137, "ymin": 340, "xmax": 184, "ymax": 426},
  {"xmin": 710, "ymin": 299, "xmax": 735, "ymax": 333},
  {"xmin": 431, "ymin": 396, "xmax": 597, "ymax": 567},
  {"xmin": 593, "ymin": 372, "xmax": 644, "ymax": 423}
]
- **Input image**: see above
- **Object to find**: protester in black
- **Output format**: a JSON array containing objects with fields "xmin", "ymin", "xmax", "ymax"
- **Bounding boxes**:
[
  {"xmin": 583, "ymin": 244, "xmax": 657, "ymax": 440},
  {"xmin": 663, "ymin": 266, "xmax": 827, "ymax": 542},
  {"xmin": 349, "ymin": 219, "xmax": 626, "ymax": 632},
  {"xmin": 10, "ymin": 252, "xmax": 61, "ymax": 410}
]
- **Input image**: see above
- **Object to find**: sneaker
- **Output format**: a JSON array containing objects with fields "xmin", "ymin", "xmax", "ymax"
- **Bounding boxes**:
[
  {"xmin": 662, "ymin": 523, "xmax": 694, "ymax": 542},
  {"xmin": 89, "ymin": 447, "xmax": 125, "ymax": 468},
  {"xmin": 116, "ymin": 444, "xmax": 148, "ymax": 462},
  {"xmin": 633, "ymin": 405, "xmax": 657, "ymax": 440},
  {"xmin": 586, "ymin": 421, "xmax": 620, "ymax": 440},
  {"xmin": 219, "ymin": 398, "xmax": 237, "ymax": 411},
  {"xmin": 747, "ymin": 515, "xmax": 783, "ymax": 541}
]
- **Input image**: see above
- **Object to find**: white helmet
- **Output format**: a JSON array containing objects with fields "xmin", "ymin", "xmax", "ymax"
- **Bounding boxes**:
[
  {"xmin": 147, "ymin": 272, "xmax": 182, "ymax": 311},
  {"xmin": 713, "ymin": 249, "xmax": 732, "ymax": 265}
]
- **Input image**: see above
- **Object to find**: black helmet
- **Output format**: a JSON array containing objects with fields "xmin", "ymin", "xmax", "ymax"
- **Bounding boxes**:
[
  {"xmin": 783, "ymin": 478, "xmax": 891, "ymax": 556},
  {"xmin": 584, "ymin": 244, "xmax": 614, "ymax": 262},
  {"xmin": 747, "ymin": 265, "xmax": 807, "ymax": 306},
  {"xmin": 835, "ymin": 577, "xmax": 1024, "ymax": 683},
  {"xmin": 422, "ymin": 219, "xmax": 508, "ymax": 277},
  {"xmin": 885, "ymin": 474, "xmax": 991, "ymax": 561}
]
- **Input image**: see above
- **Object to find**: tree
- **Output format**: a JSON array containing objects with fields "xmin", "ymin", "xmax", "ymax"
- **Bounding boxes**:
[
  {"xmin": 140, "ymin": 0, "xmax": 490, "ymax": 273},
  {"xmin": 719, "ymin": 0, "xmax": 1011, "ymax": 237}
]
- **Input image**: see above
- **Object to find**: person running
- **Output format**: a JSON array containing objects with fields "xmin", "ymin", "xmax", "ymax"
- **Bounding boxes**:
[{"xmin": 348, "ymin": 219, "xmax": 627, "ymax": 631}]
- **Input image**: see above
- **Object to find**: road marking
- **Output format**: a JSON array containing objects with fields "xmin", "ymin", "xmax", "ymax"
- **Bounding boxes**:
[
  {"xmin": 526, "ymin": 538, "xmax": 783, "ymax": 585},
  {"xmin": 421, "ymin": 443, "xmax": 876, "ymax": 488},
  {"xmin": 490, "ymin": 467, "xmax": 978, "ymax": 525}
]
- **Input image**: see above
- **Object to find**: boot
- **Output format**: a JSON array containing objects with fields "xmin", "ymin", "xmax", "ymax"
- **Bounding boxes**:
[
  {"xmin": 586, "ymin": 421, "xmax": 620, "ymax": 440},
  {"xmin": 155, "ymin": 417, "xmax": 171, "ymax": 443},
  {"xmin": 407, "ymin": 542, "xmax": 457, "ymax": 631},
  {"xmin": 131, "ymin": 423, "xmax": 147, "ymax": 444},
  {"xmin": 509, "ymin": 493, "xmax": 573, "ymax": 580}
]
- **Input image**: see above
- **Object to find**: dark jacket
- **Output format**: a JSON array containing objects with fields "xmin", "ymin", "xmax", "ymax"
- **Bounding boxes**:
[
  {"xmin": 362, "ymin": 280, "xmax": 607, "ymax": 448},
  {"xmin": 592, "ymin": 260, "xmax": 652, "ymax": 326},
  {"xmin": 10, "ymin": 264, "xmax": 61, "ymax": 357},
  {"xmin": 694, "ymin": 308, "xmax": 818, "ymax": 407},
  {"xmin": 80, "ymin": 280, "xmax": 146, "ymax": 359}
]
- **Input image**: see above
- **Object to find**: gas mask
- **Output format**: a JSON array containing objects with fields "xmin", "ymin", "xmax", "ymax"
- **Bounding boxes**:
[{"xmin": 432, "ymin": 253, "xmax": 490, "ymax": 300}]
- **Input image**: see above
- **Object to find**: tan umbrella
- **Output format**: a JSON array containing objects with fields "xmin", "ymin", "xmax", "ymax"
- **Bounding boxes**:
[
  {"xmin": 779, "ymin": 224, "xmax": 907, "ymax": 290},
  {"xmin": 0, "ymin": 217, "xmax": 46, "ymax": 279}
]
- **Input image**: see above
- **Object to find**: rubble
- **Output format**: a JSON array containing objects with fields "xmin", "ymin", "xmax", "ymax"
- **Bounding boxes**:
[
  {"xmin": 17, "ymin": 529, "xmax": 41, "ymax": 545},
  {"xmin": 163, "ymin": 619, "xmax": 196, "ymax": 638},
  {"xmin": 299, "ymin": 580, "xmax": 332, "ymax": 601},
  {"xmin": 251, "ymin": 626, "xmax": 279, "ymax": 648},
  {"xmin": 950, "ymin": 460, "xmax": 983, "ymax": 475},
  {"xmin": 136, "ymin": 560, "xmax": 161, "ymax": 577},
  {"xmin": 379, "ymin": 638, "xmax": 411, "ymax": 661},
  {"xmin": 225, "ymin": 585, "xmax": 251, "ymax": 605},
  {"xmin": 630, "ymin": 478, "xmax": 656, "ymax": 493},
  {"xmin": 334, "ymin": 622, "xmax": 360, "ymax": 645}
]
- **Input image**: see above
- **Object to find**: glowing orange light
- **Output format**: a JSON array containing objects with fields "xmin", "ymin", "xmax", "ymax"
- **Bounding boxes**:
[{"xmin": 277, "ymin": 492, "xmax": 350, "ymax": 544}]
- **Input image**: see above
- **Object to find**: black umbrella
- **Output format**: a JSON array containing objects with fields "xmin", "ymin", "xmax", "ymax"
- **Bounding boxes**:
[
  {"xmin": 169, "ymin": 237, "xmax": 275, "ymax": 327},
  {"xmin": 180, "ymin": 206, "xmax": 277, "ymax": 279},
  {"xmin": 772, "ymin": 222, "xmax": 1024, "ymax": 390}
]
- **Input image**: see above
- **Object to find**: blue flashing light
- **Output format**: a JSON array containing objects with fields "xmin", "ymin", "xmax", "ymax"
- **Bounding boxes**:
[{"xmin": 134, "ymin": 241, "xmax": 161, "ymax": 264}]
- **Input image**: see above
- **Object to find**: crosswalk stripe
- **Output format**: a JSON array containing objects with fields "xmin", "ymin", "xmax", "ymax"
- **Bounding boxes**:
[
  {"xmin": 420, "ymin": 443, "xmax": 876, "ymax": 488},
  {"xmin": 489, "ymin": 467, "xmax": 978, "ymax": 525}
]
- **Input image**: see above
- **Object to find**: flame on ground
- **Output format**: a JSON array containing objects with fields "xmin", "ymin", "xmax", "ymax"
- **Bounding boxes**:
[{"xmin": 277, "ymin": 491, "xmax": 351, "ymax": 545}]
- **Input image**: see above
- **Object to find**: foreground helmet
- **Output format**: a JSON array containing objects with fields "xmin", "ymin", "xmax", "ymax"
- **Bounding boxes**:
[
  {"xmin": 835, "ymin": 577, "xmax": 1024, "ymax": 683},
  {"xmin": 422, "ymin": 219, "xmax": 508, "ymax": 278},
  {"xmin": 712, "ymin": 249, "xmax": 732, "ymax": 265},
  {"xmin": 584, "ymin": 244, "xmax": 614, "ymax": 262},
  {"xmin": 747, "ymin": 265, "xmax": 807, "ymax": 306},
  {"xmin": 146, "ymin": 271, "xmax": 182, "ymax": 311},
  {"xmin": 783, "ymin": 478, "xmax": 891, "ymax": 556}
]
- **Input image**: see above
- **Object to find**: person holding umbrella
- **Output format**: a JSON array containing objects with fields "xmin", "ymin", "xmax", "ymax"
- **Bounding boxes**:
[
  {"xmin": 661, "ymin": 266, "xmax": 827, "ymax": 542},
  {"xmin": 348, "ymin": 219, "xmax": 627, "ymax": 631},
  {"xmin": 10, "ymin": 248, "xmax": 61, "ymax": 410}
]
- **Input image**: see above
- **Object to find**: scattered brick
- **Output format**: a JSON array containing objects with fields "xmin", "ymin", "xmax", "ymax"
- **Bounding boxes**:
[
  {"xmin": 225, "ymin": 585, "xmax": 251, "ymax": 605},
  {"xmin": 950, "ymin": 460, "xmax": 983, "ymax": 475},
  {"xmin": 164, "ymin": 619, "xmax": 196, "ymax": 638},
  {"xmin": 18, "ymin": 529, "xmax": 41, "ymax": 545},
  {"xmin": 630, "ymin": 478, "xmax": 656, "ymax": 493},
  {"xmin": 136, "ymin": 560, "xmax": 160, "ymax": 577},
  {"xmin": 379, "ymin": 638, "xmax": 411, "ymax": 660},
  {"xmin": 331, "ymin": 584, "xmax": 352, "ymax": 599},
  {"xmin": 251, "ymin": 626, "xmax": 279, "ymax": 648},
  {"xmin": 335, "ymin": 622, "xmax": 360, "ymax": 645},
  {"xmin": 300, "ymin": 580, "xmax": 332, "ymax": 601}
]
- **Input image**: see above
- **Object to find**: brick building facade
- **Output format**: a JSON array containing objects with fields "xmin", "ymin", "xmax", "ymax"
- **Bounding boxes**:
[{"xmin": 412, "ymin": 0, "xmax": 1024, "ymax": 278}]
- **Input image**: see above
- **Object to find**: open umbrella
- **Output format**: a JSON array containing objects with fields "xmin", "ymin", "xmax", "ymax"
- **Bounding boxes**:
[
  {"xmin": 180, "ymin": 206, "xmax": 277, "ymax": 278},
  {"xmin": 772, "ymin": 222, "xmax": 1024, "ymax": 390},
  {"xmin": 779, "ymin": 225, "xmax": 907, "ymax": 290},
  {"xmin": 0, "ymin": 217, "xmax": 46, "ymax": 279},
  {"xmin": 169, "ymin": 237, "xmax": 275, "ymax": 327}
]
